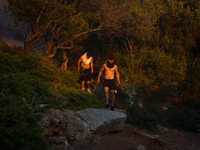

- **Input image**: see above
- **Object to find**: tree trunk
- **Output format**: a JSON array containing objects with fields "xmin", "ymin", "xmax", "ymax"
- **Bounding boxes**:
[
  {"xmin": 24, "ymin": 32, "xmax": 42, "ymax": 54},
  {"xmin": 24, "ymin": 40, "xmax": 34, "ymax": 54},
  {"xmin": 60, "ymin": 51, "xmax": 68, "ymax": 70}
]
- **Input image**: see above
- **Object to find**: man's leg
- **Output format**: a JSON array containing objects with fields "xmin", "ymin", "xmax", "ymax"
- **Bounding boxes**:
[
  {"xmin": 86, "ymin": 81, "xmax": 91, "ymax": 92},
  {"xmin": 81, "ymin": 81, "xmax": 85, "ymax": 90},
  {"xmin": 104, "ymin": 87, "xmax": 110, "ymax": 108},
  {"xmin": 110, "ymin": 80, "xmax": 116, "ymax": 111},
  {"xmin": 110, "ymin": 90, "xmax": 115, "ymax": 107},
  {"xmin": 86, "ymin": 68, "xmax": 92, "ymax": 93}
]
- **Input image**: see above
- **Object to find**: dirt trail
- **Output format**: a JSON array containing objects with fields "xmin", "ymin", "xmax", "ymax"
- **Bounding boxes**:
[{"xmin": 91, "ymin": 124, "xmax": 200, "ymax": 150}]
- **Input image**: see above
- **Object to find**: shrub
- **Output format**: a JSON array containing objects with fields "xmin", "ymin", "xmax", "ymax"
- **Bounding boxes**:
[
  {"xmin": 144, "ymin": 104, "xmax": 163, "ymax": 123},
  {"xmin": 165, "ymin": 106, "xmax": 200, "ymax": 132},
  {"xmin": 63, "ymin": 89, "xmax": 103, "ymax": 111},
  {"xmin": 94, "ymin": 84, "xmax": 105, "ymax": 102},
  {"xmin": 126, "ymin": 104, "xmax": 157, "ymax": 131},
  {"xmin": 0, "ymin": 96, "xmax": 46, "ymax": 150},
  {"xmin": 119, "ymin": 85, "xmax": 137, "ymax": 106}
]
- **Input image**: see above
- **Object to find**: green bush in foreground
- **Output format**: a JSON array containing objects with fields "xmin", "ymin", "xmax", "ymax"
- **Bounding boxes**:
[{"xmin": 0, "ymin": 96, "xmax": 46, "ymax": 150}]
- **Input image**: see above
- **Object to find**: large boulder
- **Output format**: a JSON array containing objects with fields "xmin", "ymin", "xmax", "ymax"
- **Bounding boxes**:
[
  {"xmin": 39, "ymin": 108, "xmax": 91, "ymax": 150},
  {"xmin": 76, "ymin": 108, "xmax": 127, "ymax": 136},
  {"xmin": 39, "ymin": 108, "xmax": 127, "ymax": 149}
]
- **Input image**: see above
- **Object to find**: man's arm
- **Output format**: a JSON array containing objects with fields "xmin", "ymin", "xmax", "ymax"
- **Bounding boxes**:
[
  {"xmin": 91, "ymin": 57, "xmax": 93, "ymax": 74},
  {"xmin": 115, "ymin": 66, "xmax": 121, "ymax": 85},
  {"xmin": 77, "ymin": 57, "xmax": 82, "ymax": 70},
  {"xmin": 97, "ymin": 64, "xmax": 105, "ymax": 84}
]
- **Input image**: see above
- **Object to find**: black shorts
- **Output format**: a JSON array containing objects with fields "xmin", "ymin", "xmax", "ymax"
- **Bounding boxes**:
[
  {"xmin": 103, "ymin": 79, "xmax": 116, "ymax": 90},
  {"xmin": 80, "ymin": 68, "xmax": 91, "ymax": 81}
]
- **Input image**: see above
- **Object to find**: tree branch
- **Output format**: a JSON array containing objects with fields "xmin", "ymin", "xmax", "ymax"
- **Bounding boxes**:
[
  {"xmin": 36, "ymin": 0, "xmax": 49, "ymax": 30},
  {"xmin": 74, "ymin": 21, "xmax": 105, "ymax": 39}
]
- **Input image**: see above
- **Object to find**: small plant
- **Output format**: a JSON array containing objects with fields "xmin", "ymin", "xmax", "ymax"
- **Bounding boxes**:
[
  {"xmin": 26, "ymin": 93, "xmax": 48, "ymax": 115},
  {"xmin": 119, "ymin": 84, "xmax": 137, "ymax": 106}
]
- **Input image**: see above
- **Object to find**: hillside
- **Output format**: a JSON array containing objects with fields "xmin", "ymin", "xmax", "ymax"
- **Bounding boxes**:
[{"xmin": 0, "ymin": 44, "xmax": 200, "ymax": 150}]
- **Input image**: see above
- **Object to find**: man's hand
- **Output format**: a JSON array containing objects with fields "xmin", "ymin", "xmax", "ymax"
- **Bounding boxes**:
[
  {"xmin": 97, "ymin": 78, "xmax": 100, "ymax": 85},
  {"xmin": 117, "ymin": 81, "xmax": 121, "ymax": 86}
]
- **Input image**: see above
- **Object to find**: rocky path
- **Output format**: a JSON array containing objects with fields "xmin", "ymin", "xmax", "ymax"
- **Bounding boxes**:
[{"xmin": 91, "ymin": 124, "xmax": 200, "ymax": 150}]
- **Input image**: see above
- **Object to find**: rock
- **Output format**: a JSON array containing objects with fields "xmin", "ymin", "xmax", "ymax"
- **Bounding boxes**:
[
  {"xmin": 39, "ymin": 108, "xmax": 91, "ymax": 149},
  {"xmin": 137, "ymin": 144, "xmax": 146, "ymax": 150},
  {"xmin": 76, "ymin": 108, "xmax": 127, "ymax": 135},
  {"xmin": 39, "ymin": 108, "xmax": 127, "ymax": 149}
]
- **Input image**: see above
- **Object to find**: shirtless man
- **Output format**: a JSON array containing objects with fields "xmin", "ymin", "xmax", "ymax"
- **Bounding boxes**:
[
  {"xmin": 78, "ymin": 52, "xmax": 93, "ymax": 92},
  {"xmin": 97, "ymin": 57, "xmax": 121, "ymax": 111}
]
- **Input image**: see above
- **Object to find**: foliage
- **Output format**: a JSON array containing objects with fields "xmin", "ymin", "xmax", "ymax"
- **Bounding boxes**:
[
  {"xmin": 2, "ymin": 0, "xmax": 200, "ymax": 136},
  {"xmin": 93, "ymin": 84, "xmax": 105, "ymax": 102},
  {"xmin": 63, "ymin": 89, "xmax": 103, "ymax": 111},
  {"xmin": 126, "ymin": 104, "xmax": 158, "ymax": 131},
  {"xmin": 117, "ymin": 84, "xmax": 137, "ymax": 106},
  {"xmin": 0, "ymin": 45, "xmax": 105, "ymax": 149},
  {"xmin": 142, "ymin": 84, "xmax": 180, "ymax": 104},
  {"xmin": 144, "ymin": 104, "xmax": 164, "ymax": 123},
  {"xmin": 0, "ymin": 96, "xmax": 46, "ymax": 150},
  {"xmin": 115, "ymin": 47, "xmax": 187, "ymax": 88},
  {"xmin": 27, "ymin": 93, "xmax": 48, "ymax": 116},
  {"xmin": 165, "ymin": 106, "xmax": 200, "ymax": 132}
]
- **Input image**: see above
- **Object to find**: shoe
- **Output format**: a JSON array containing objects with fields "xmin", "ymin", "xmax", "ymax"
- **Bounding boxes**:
[
  {"xmin": 110, "ymin": 106, "xmax": 114, "ymax": 111},
  {"xmin": 87, "ymin": 88, "xmax": 92, "ymax": 93},
  {"xmin": 104, "ymin": 104, "xmax": 110, "ymax": 109},
  {"xmin": 82, "ymin": 88, "xmax": 85, "ymax": 91}
]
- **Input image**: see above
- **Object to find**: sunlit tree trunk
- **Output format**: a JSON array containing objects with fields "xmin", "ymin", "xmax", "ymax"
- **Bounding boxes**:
[{"xmin": 60, "ymin": 51, "xmax": 68, "ymax": 70}]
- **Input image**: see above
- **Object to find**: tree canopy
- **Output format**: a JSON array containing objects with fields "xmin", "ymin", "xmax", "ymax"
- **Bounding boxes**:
[{"xmin": 4, "ymin": 0, "xmax": 200, "ymax": 101}]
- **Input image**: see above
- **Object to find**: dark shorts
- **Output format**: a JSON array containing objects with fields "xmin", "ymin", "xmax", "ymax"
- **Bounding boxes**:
[
  {"xmin": 103, "ymin": 79, "xmax": 116, "ymax": 90},
  {"xmin": 80, "ymin": 68, "xmax": 91, "ymax": 81}
]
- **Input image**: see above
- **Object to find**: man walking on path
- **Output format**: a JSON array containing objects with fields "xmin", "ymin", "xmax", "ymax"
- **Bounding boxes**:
[
  {"xmin": 97, "ymin": 56, "xmax": 121, "ymax": 111},
  {"xmin": 78, "ymin": 52, "xmax": 93, "ymax": 92}
]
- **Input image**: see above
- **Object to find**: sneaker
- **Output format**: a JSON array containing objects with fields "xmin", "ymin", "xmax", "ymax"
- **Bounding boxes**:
[
  {"xmin": 110, "ymin": 106, "xmax": 114, "ymax": 111},
  {"xmin": 104, "ymin": 104, "xmax": 110, "ymax": 109},
  {"xmin": 87, "ymin": 88, "xmax": 92, "ymax": 93},
  {"xmin": 82, "ymin": 88, "xmax": 85, "ymax": 91}
]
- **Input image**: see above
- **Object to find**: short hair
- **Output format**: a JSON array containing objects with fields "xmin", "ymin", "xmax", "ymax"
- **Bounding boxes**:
[
  {"xmin": 86, "ymin": 52, "xmax": 91, "ymax": 57},
  {"xmin": 108, "ymin": 56, "xmax": 114, "ymax": 60}
]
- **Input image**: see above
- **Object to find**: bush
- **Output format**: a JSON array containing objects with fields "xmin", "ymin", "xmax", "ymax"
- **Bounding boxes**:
[
  {"xmin": 126, "ymin": 104, "xmax": 157, "ymax": 131},
  {"xmin": 165, "ymin": 106, "xmax": 200, "ymax": 132},
  {"xmin": 63, "ymin": 89, "xmax": 103, "ymax": 111},
  {"xmin": 144, "ymin": 104, "xmax": 163, "ymax": 123},
  {"xmin": 0, "ymin": 96, "xmax": 46, "ymax": 150}
]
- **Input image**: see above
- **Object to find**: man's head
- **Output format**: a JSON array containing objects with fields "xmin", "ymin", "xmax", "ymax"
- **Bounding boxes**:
[
  {"xmin": 86, "ymin": 52, "xmax": 91, "ymax": 58},
  {"xmin": 108, "ymin": 56, "xmax": 114, "ymax": 64}
]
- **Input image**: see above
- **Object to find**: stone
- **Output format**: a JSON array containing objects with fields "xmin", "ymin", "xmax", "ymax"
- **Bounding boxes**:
[
  {"xmin": 39, "ymin": 108, "xmax": 91, "ymax": 149},
  {"xmin": 137, "ymin": 144, "xmax": 146, "ymax": 150},
  {"xmin": 39, "ymin": 108, "xmax": 127, "ymax": 149},
  {"xmin": 76, "ymin": 108, "xmax": 127, "ymax": 135}
]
